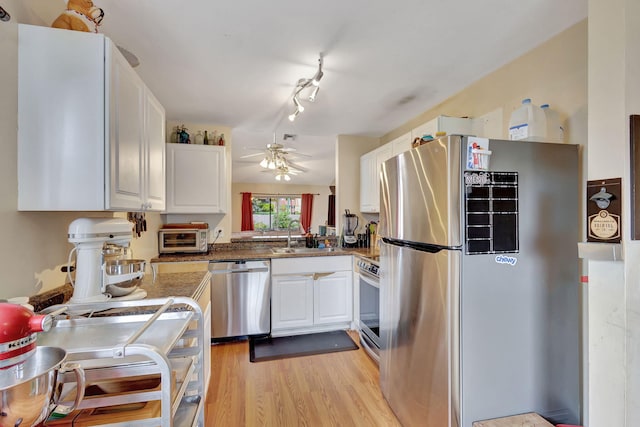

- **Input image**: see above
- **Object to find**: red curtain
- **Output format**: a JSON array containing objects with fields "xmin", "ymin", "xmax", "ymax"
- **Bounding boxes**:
[
  {"xmin": 327, "ymin": 194, "xmax": 335, "ymax": 226},
  {"xmin": 241, "ymin": 192, "xmax": 254, "ymax": 231},
  {"xmin": 301, "ymin": 193, "xmax": 314, "ymax": 233}
]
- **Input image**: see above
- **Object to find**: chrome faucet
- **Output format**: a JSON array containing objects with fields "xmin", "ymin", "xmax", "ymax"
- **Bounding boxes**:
[{"xmin": 287, "ymin": 220, "xmax": 301, "ymax": 249}]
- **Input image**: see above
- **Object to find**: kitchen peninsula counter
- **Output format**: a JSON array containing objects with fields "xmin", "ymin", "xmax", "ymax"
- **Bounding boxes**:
[{"xmin": 29, "ymin": 270, "xmax": 210, "ymax": 312}]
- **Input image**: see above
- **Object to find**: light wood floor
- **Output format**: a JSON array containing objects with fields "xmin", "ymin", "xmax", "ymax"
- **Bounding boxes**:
[{"xmin": 205, "ymin": 330, "xmax": 402, "ymax": 426}]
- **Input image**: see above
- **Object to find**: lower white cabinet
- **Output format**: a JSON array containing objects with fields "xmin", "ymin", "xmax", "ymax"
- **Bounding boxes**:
[
  {"xmin": 272, "ymin": 274, "xmax": 314, "ymax": 330},
  {"xmin": 314, "ymin": 271, "xmax": 352, "ymax": 325},
  {"xmin": 271, "ymin": 256, "xmax": 353, "ymax": 336}
]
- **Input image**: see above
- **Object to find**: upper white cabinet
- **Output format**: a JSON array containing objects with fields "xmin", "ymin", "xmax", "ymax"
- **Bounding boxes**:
[
  {"xmin": 18, "ymin": 25, "xmax": 165, "ymax": 211},
  {"xmin": 165, "ymin": 144, "xmax": 227, "ymax": 214},
  {"xmin": 360, "ymin": 144, "xmax": 392, "ymax": 213},
  {"xmin": 411, "ymin": 115, "xmax": 472, "ymax": 141},
  {"xmin": 389, "ymin": 131, "xmax": 412, "ymax": 156}
]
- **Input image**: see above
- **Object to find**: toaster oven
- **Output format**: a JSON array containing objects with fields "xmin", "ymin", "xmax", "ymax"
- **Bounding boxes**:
[{"xmin": 158, "ymin": 228, "xmax": 209, "ymax": 254}]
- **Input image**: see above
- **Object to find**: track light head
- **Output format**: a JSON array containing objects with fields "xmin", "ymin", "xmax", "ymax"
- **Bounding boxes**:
[
  {"xmin": 311, "ymin": 70, "xmax": 323, "ymax": 87},
  {"xmin": 288, "ymin": 109, "xmax": 300, "ymax": 122},
  {"xmin": 288, "ymin": 54, "xmax": 324, "ymax": 120},
  {"xmin": 309, "ymin": 86, "xmax": 320, "ymax": 102}
]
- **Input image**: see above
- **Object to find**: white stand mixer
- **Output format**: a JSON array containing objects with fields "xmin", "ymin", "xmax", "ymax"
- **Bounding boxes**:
[{"xmin": 67, "ymin": 218, "xmax": 147, "ymax": 304}]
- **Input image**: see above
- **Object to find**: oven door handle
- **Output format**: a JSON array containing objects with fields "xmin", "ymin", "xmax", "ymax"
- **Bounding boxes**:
[
  {"xmin": 359, "ymin": 272, "xmax": 379, "ymax": 288},
  {"xmin": 359, "ymin": 330, "xmax": 380, "ymax": 364}
]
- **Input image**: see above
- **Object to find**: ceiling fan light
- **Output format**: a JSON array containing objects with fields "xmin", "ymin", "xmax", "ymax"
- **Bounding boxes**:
[
  {"xmin": 268, "ymin": 159, "xmax": 276, "ymax": 169},
  {"xmin": 284, "ymin": 174, "xmax": 291, "ymax": 181},
  {"xmin": 260, "ymin": 157, "xmax": 269, "ymax": 168},
  {"xmin": 275, "ymin": 174, "xmax": 282, "ymax": 181}
]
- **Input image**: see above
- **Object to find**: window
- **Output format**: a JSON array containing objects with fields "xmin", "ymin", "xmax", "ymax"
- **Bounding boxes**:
[{"xmin": 252, "ymin": 195, "xmax": 301, "ymax": 231}]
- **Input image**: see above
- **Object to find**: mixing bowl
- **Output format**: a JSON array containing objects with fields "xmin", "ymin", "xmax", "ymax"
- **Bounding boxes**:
[
  {"xmin": 104, "ymin": 259, "xmax": 145, "ymax": 297},
  {"xmin": 0, "ymin": 346, "xmax": 85, "ymax": 427}
]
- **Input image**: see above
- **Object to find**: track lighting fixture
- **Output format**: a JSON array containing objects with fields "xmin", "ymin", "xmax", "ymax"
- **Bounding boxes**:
[{"xmin": 288, "ymin": 54, "xmax": 324, "ymax": 122}]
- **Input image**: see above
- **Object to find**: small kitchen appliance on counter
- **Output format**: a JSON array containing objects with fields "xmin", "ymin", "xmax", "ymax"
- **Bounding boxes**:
[
  {"xmin": 158, "ymin": 223, "xmax": 209, "ymax": 254},
  {"xmin": 67, "ymin": 217, "xmax": 147, "ymax": 304},
  {"xmin": 0, "ymin": 302, "xmax": 85, "ymax": 426},
  {"xmin": 342, "ymin": 210, "xmax": 359, "ymax": 248}
]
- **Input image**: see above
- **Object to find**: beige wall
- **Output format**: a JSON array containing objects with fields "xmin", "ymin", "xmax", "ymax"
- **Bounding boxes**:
[
  {"xmin": 383, "ymin": 20, "xmax": 588, "ymax": 149},
  {"xmin": 587, "ymin": 0, "xmax": 640, "ymax": 424},
  {"xmin": 231, "ymin": 183, "xmax": 331, "ymax": 234},
  {"xmin": 335, "ymin": 135, "xmax": 380, "ymax": 234}
]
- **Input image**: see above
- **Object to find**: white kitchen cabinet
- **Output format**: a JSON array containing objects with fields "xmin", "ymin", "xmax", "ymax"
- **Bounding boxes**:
[
  {"xmin": 390, "ymin": 131, "xmax": 412, "ymax": 156},
  {"xmin": 271, "ymin": 274, "xmax": 315, "ymax": 330},
  {"xmin": 271, "ymin": 256, "xmax": 353, "ymax": 336},
  {"xmin": 17, "ymin": 24, "xmax": 165, "ymax": 211},
  {"xmin": 411, "ymin": 115, "xmax": 473, "ymax": 141},
  {"xmin": 165, "ymin": 143, "xmax": 227, "ymax": 213},
  {"xmin": 314, "ymin": 271, "xmax": 352, "ymax": 325},
  {"xmin": 360, "ymin": 144, "xmax": 392, "ymax": 213}
]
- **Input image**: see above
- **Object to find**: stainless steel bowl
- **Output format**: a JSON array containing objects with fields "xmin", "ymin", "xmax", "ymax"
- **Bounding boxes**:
[
  {"xmin": 0, "ymin": 346, "xmax": 85, "ymax": 427},
  {"xmin": 104, "ymin": 259, "xmax": 145, "ymax": 297},
  {"xmin": 104, "ymin": 259, "xmax": 145, "ymax": 276}
]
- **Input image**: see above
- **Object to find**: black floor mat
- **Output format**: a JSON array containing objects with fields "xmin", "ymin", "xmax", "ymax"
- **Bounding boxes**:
[{"xmin": 249, "ymin": 330, "xmax": 359, "ymax": 362}]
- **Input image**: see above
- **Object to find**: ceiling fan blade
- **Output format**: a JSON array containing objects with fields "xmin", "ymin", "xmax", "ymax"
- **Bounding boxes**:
[
  {"xmin": 239, "ymin": 152, "xmax": 266, "ymax": 159},
  {"xmin": 287, "ymin": 161, "xmax": 309, "ymax": 172},
  {"xmin": 286, "ymin": 151, "xmax": 312, "ymax": 158},
  {"xmin": 235, "ymin": 160, "xmax": 265, "ymax": 164}
]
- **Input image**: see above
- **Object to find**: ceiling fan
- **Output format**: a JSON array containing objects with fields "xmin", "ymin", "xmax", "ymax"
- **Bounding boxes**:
[{"xmin": 239, "ymin": 134, "xmax": 309, "ymax": 180}]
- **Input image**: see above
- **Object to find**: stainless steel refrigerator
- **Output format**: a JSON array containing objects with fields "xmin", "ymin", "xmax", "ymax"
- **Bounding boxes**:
[{"xmin": 379, "ymin": 135, "xmax": 580, "ymax": 427}]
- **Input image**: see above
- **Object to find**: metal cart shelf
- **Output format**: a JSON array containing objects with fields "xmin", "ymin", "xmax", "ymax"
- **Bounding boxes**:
[{"xmin": 40, "ymin": 297, "xmax": 205, "ymax": 427}]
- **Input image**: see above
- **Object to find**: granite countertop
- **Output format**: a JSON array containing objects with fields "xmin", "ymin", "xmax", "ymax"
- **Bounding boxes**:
[
  {"xmin": 151, "ymin": 246, "xmax": 379, "ymax": 264},
  {"xmin": 30, "ymin": 270, "xmax": 210, "ymax": 313}
]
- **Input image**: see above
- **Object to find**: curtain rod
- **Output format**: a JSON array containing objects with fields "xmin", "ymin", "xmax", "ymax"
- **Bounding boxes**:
[{"xmin": 241, "ymin": 192, "xmax": 320, "ymax": 197}]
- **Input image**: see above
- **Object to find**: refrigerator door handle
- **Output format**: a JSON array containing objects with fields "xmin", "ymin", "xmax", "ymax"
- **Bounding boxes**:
[{"xmin": 381, "ymin": 236, "xmax": 461, "ymax": 252}]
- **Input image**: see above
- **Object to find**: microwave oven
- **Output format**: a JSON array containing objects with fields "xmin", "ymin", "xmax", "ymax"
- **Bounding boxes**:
[{"xmin": 158, "ymin": 228, "xmax": 209, "ymax": 254}]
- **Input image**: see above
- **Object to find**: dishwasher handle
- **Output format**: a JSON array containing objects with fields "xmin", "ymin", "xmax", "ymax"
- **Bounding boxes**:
[{"xmin": 210, "ymin": 264, "xmax": 270, "ymax": 274}]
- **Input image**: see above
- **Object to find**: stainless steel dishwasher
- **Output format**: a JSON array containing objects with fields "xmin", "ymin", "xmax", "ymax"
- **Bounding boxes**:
[{"xmin": 209, "ymin": 259, "xmax": 271, "ymax": 341}]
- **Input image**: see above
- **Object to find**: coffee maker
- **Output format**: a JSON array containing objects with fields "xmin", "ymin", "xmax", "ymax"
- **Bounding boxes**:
[{"xmin": 342, "ymin": 210, "xmax": 359, "ymax": 248}]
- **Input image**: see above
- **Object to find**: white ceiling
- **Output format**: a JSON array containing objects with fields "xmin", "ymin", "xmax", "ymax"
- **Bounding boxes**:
[{"xmin": 21, "ymin": 0, "xmax": 587, "ymax": 185}]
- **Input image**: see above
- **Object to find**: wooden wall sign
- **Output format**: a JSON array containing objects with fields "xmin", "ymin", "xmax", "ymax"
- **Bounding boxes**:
[{"xmin": 587, "ymin": 178, "xmax": 621, "ymax": 243}]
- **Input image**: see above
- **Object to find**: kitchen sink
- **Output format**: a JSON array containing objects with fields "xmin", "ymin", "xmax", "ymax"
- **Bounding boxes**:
[{"xmin": 270, "ymin": 247, "xmax": 344, "ymax": 254}]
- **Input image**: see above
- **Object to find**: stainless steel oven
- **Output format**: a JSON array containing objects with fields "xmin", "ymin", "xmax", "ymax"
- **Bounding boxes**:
[{"xmin": 356, "ymin": 255, "xmax": 380, "ymax": 364}]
